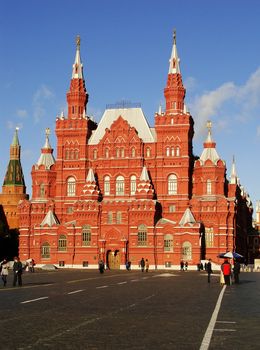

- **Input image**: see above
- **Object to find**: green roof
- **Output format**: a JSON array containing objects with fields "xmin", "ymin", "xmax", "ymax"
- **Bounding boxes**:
[{"xmin": 3, "ymin": 159, "xmax": 25, "ymax": 186}]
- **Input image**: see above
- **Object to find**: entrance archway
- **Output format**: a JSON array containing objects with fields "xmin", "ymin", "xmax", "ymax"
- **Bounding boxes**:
[{"xmin": 107, "ymin": 250, "xmax": 120, "ymax": 269}]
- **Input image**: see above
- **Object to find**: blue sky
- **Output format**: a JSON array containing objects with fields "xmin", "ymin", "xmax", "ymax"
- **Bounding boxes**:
[{"xmin": 1, "ymin": 0, "xmax": 260, "ymax": 215}]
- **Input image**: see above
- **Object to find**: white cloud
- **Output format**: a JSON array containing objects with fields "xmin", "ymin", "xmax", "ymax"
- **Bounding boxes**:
[
  {"xmin": 16, "ymin": 109, "xmax": 28, "ymax": 118},
  {"xmin": 32, "ymin": 85, "xmax": 54, "ymax": 123},
  {"xmin": 6, "ymin": 121, "xmax": 23, "ymax": 130},
  {"xmin": 189, "ymin": 67, "xmax": 260, "ymax": 138}
]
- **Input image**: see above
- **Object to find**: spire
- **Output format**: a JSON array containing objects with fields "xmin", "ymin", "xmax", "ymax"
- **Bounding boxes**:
[
  {"xmin": 72, "ymin": 35, "xmax": 84, "ymax": 79},
  {"xmin": 3, "ymin": 128, "xmax": 26, "ymax": 186},
  {"xmin": 230, "ymin": 155, "xmax": 237, "ymax": 185},
  {"xmin": 200, "ymin": 121, "xmax": 220, "ymax": 164},
  {"xmin": 168, "ymin": 29, "xmax": 181, "ymax": 74},
  {"xmin": 36, "ymin": 128, "xmax": 55, "ymax": 169},
  {"xmin": 67, "ymin": 36, "xmax": 88, "ymax": 119},
  {"xmin": 164, "ymin": 29, "xmax": 186, "ymax": 114},
  {"xmin": 136, "ymin": 166, "xmax": 154, "ymax": 199}
]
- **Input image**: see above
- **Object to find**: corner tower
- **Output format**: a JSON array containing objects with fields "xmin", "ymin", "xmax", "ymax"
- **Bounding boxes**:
[{"xmin": 0, "ymin": 128, "xmax": 29, "ymax": 229}]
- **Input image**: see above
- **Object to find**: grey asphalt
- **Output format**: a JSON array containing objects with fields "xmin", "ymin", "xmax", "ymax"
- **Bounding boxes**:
[{"xmin": 0, "ymin": 269, "xmax": 259, "ymax": 350}]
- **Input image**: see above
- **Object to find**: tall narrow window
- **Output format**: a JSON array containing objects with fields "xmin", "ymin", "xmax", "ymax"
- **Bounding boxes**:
[
  {"xmin": 182, "ymin": 241, "xmax": 192, "ymax": 260},
  {"xmin": 67, "ymin": 177, "xmax": 76, "ymax": 196},
  {"xmin": 82, "ymin": 225, "xmax": 91, "ymax": 246},
  {"xmin": 40, "ymin": 183, "xmax": 45, "ymax": 198},
  {"xmin": 116, "ymin": 211, "xmax": 122, "ymax": 224},
  {"xmin": 104, "ymin": 176, "xmax": 110, "ymax": 195},
  {"xmin": 93, "ymin": 149, "xmax": 97, "ymax": 159},
  {"xmin": 176, "ymin": 147, "xmax": 180, "ymax": 156},
  {"xmin": 58, "ymin": 235, "xmax": 67, "ymax": 252},
  {"xmin": 146, "ymin": 148, "xmax": 151, "ymax": 157},
  {"xmin": 131, "ymin": 148, "xmax": 136, "ymax": 157},
  {"xmin": 166, "ymin": 147, "xmax": 170, "ymax": 156},
  {"xmin": 168, "ymin": 174, "xmax": 177, "ymax": 195},
  {"xmin": 205, "ymin": 227, "xmax": 214, "ymax": 247},
  {"xmin": 105, "ymin": 148, "xmax": 109, "ymax": 158},
  {"xmin": 116, "ymin": 176, "xmax": 124, "ymax": 196},
  {"xmin": 138, "ymin": 224, "xmax": 147, "ymax": 246},
  {"xmin": 41, "ymin": 242, "xmax": 50, "ymax": 259},
  {"xmin": 116, "ymin": 148, "xmax": 120, "ymax": 158},
  {"xmin": 107, "ymin": 211, "xmax": 113, "ymax": 224},
  {"xmin": 121, "ymin": 148, "xmax": 125, "ymax": 157},
  {"xmin": 74, "ymin": 150, "xmax": 79, "ymax": 159},
  {"xmin": 130, "ymin": 175, "xmax": 137, "ymax": 195},
  {"xmin": 206, "ymin": 179, "xmax": 212, "ymax": 195},
  {"xmin": 164, "ymin": 234, "xmax": 173, "ymax": 252}
]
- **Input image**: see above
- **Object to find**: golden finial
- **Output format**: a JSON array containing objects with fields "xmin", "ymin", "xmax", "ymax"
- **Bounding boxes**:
[
  {"xmin": 45, "ymin": 127, "xmax": 50, "ymax": 137},
  {"xmin": 76, "ymin": 35, "xmax": 80, "ymax": 49},
  {"xmin": 206, "ymin": 120, "xmax": 212, "ymax": 133},
  {"xmin": 173, "ymin": 28, "xmax": 176, "ymax": 45}
]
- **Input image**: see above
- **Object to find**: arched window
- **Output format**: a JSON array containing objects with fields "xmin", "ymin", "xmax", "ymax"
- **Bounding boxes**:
[
  {"xmin": 40, "ymin": 183, "xmax": 45, "ymax": 198},
  {"xmin": 146, "ymin": 148, "xmax": 151, "ymax": 157},
  {"xmin": 171, "ymin": 147, "xmax": 175, "ymax": 156},
  {"xmin": 58, "ymin": 235, "xmax": 67, "ymax": 251},
  {"xmin": 74, "ymin": 150, "xmax": 79, "ymax": 159},
  {"xmin": 205, "ymin": 227, "xmax": 214, "ymax": 247},
  {"xmin": 131, "ymin": 148, "xmax": 136, "ymax": 157},
  {"xmin": 116, "ymin": 148, "xmax": 120, "ymax": 158},
  {"xmin": 67, "ymin": 177, "xmax": 76, "ymax": 196},
  {"xmin": 65, "ymin": 149, "xmax": 69, "ymax": 159},
  {"xmin": 104, "ymin": 176, "xmax": 110, "ymax": 195},
  {"xmin": 41, "ymin": 242, "xmax": 50, "ymax": 259},
  {"xmin": 206, "ymin": 179, "xmax": 212, "ymax": 195},
  {"xmin": 82, "ymin": 225, "xmax": 91, "ymax": 246},
  {"xmin": 168, "ymin": 174, "xmax": 177, "ymax": 195},
  {"xmin": 116, "ymin": 176, "xmax": 124, "ymax": 196},
  {"xmin": 107, "ymin": 211, "xmax": 113, "ymax": 224},
  {"xmin": 130, "ymin": 175, "xmax": 137, "ymax": 195},
  {"xmin": 93, "ymin": 149, "xmax": 97, "ymax": 159},
  {"xmin": 164, "ymin": 234, "xmax": 173, "ymax": 252},
  {"xmin": 176, "ymin": 147, "xmax": 180, "ymax": 156},
  {"xmin": 70, "ymin": 150, "xmax": 74, "ymax": 159},
  {"xmin": 138, "ymin": 224, "xmax": 147, "ymax": 246},
  {"xmin": 166, "ymin": 147, "xmax": 170, "ymax": 156},
  {"xmin": 182, "ymin": 241, "xmax": 192, "ymax": 260},
  {"xmin": 116, "ymin": 211, "xmax": 122, "ymax": 224},
  {"xmin": 105, "ymin": 148, "xmax": 109, "ymax": 158},
  {"xmin": 121, "ymin": 148, "xmax": 125, "ymax": 158}
]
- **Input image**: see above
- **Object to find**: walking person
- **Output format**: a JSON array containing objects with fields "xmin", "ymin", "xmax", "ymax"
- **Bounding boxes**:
[
  {"xmin": 180, "ymin": 260, "xmax": 184, "ymax": 271},
  {"xmin": 13, "ymin": 257, "xmax": 23, "ymax": 287},
  {"xmin": 185, "ymin": 261, "xmax": 188, "ymax": 271},
  {"xmin": 145, "ymin": 259, "xmax": 149, "ymax": 273},
  {"xmin": 206, "ymin": 259, "xmax": 213, "ymax": 283},
  {"xmin": 140, "ymin": 258, "xmax": 145, "ymax": 272},
  {"xmin": 233, "ymin": 259, "xmax": 241, "ymax": 284},
  {"xmin": 221, "ymin": 258, "xmax": 232, "ymax": 285},
  {"xmin": 98, "ymin": 260, "xmax": 105, "ymax": 274},
  {"xmin": 0, "ymin": 259, "xmax": 9, "ymax": 287}
]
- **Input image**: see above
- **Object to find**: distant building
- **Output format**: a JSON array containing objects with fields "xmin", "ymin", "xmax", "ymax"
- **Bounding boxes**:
[
  {"xmin": 0, "ymin": 128, "xmax": 28, "ymax": 229},
  {"xmin": 18, "ymin": 34, "xmax": 253, "ymax": 268}
]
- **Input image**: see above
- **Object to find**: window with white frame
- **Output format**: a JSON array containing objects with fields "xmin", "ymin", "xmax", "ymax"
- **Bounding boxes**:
[
  {"xmin": 169, "ymin": 205, "xmax": 176, "ymax": 213},
  {"xmin": 171, "ymin": 147, "xmax": 175, "ymax": 156},
  {"xmin": 130, "ymin": 175, "xmax": 137, "ymax": 195},
  {"xmin": 137, "ymin": 224, "xmax": 147, "ymax": 246},
  {"xmin": 206, "ymin": 179, "xmax": 212, "ymax": 195},
  {"xmin": 168, "ymin": 174, "xmax": 177, "ymax": 195},
  {"xmin": 166, "ymin": 147, "xmax": 170, "ymax": 156},
  {"xmin": 107, "ymin": 211, "xmax": 113, "ymax": 224},
  {"xmin": 58, "ymin": 235, "xmax": 67, "ymax": 252},
  {"xmin": 176, "ymin": 147, "xmax": 180, "ymax": 156},
  {"xmin": 146, "ymin": 148, "xmax": 151, "ymax": 157},
  {"xmin": 104, "ymin": 176, "xmax": 110, "ymax": 195},
  {"xmin": 182, "ymin": 241, "xmax": 192, "ymax": 260},
  {"xmin": 67, "ymin": 177, "xmax": 76, "ymax": 196},
  {"xmin": 82, "ymin": 225, "xmax": 91, "ymax": 246},
  {"xmin": 205, "ymin": 227, "xmax": 214, "ymax": 247},
  {"xmin": 116, "ymin": 211, "xmax": 122, "ymax": 224},
  {"xmin": 41, "ymin": 242, "xmax": 50, "ymax": 259},
  {"xmin": 116, "ymin": 176, "xmax": 124, "ymax": 195},
  {"xmin": 164, "ymin": 234, "xmax": 173, "ymax": 252}
]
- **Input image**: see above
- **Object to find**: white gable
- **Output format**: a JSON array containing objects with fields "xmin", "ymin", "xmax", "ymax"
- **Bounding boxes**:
[{"xmin": 89, "ymin": 107, "xmax": 155, "ymax": 145}]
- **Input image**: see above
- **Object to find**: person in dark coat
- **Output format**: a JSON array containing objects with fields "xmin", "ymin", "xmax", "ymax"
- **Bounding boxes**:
[
  {"xmin": 206, "ymin": 259, "xmax": 213, "ymax": 283},
  {"xmin": 140, "ymin": 258, "xmax": 145, "ymax": 272},
  {"xmin": 98, "ymin": 260, "xmax": 105, "ymax": 274},
  {"xmin": 13, "ymin": 257, "xmax": 23, "ymax": 287},
  {"xmin": 233, "ymin": 260, "xmax": 241, "ymax": 284}
]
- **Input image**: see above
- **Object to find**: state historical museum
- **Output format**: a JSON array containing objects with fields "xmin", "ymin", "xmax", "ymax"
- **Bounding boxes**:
[{"xmin": 18, "ymin": 34, "xmax": 253, "ymax": 269}]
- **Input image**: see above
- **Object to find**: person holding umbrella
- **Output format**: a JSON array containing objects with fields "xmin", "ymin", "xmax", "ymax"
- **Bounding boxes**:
[{"xmin": 221, "ymin": 258, "xmax": 232, "ymax": 285}]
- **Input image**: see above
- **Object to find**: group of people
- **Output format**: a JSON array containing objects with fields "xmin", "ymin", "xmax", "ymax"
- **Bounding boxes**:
[
  {"xmin": 205, "ymin": 258, "xmax": 241, "ymax": 285},
  {"xmin": 180, "ymin": 260, "xmax": 188, "ymax": 271},
  {"xmin": 140, "ymin": 258, "xmax": 149, "ymax": 272},
  {"xmin": 0, "ymin": 256, "xmax": 36, "ymax": 287}
]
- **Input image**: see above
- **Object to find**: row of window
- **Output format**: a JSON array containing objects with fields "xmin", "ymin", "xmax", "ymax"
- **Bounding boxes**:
[
  {"xmin": 66, "ymin": 174, "xmax": 178, "ymax": 196},
  {"xmin": 93, "ymin": 147, "xmax": 152, "ymax": 159}
]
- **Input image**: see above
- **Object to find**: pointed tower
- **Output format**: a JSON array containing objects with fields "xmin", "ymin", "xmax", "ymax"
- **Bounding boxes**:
[
  {"xmin": 0, "ymin": 128, "xmax": 29, "ymax": 229},
  {"xmin": 66, "ymin": 35, "xmax": 89, "ymax": 119},
  {"xmin": 164, "ymin": 30, "xmax": 186, "ymax": 114},
  {"xmin": 31, "ymin": 128, "xmax": 56, "ymax": 200},
  {"xmin": 230, "ymin": 156, "xmax": 237, "ymax": 185},
  {"xmin": 136, "ymin": 166, "xmax": 154, "ymax": 199}
]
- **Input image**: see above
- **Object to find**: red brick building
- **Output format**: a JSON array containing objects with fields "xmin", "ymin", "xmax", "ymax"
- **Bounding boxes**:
[{"xmin": 18, "ymin": 34, "xmax": 253, "ymax": 269}]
